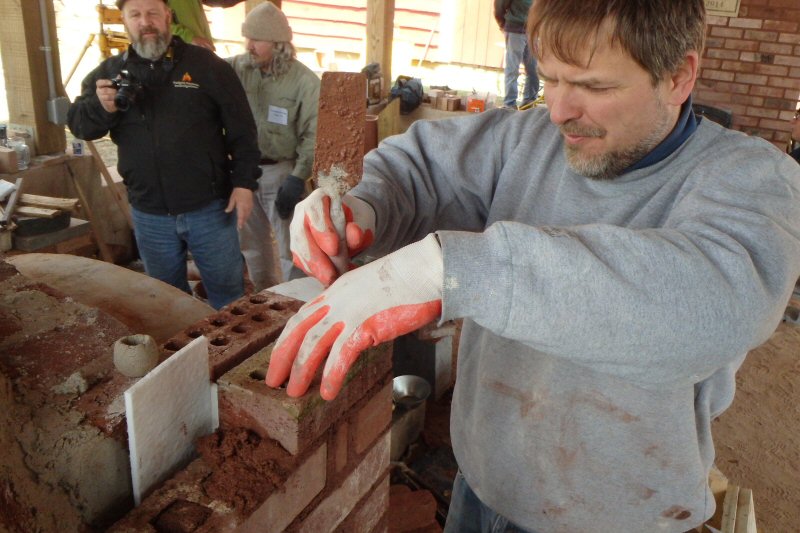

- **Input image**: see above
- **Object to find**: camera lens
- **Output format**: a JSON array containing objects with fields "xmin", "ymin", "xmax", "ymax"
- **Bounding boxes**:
[{"xmin": 114, "ymin": 89, "xmax": 133, "ymax": 112}]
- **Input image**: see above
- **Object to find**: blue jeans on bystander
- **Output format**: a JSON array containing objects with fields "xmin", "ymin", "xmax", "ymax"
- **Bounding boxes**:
[
  {"xmin": 444, "ymin": 471, "xmax": 538, "ymax": 533},
  {"xmin": 503, "ymin": 32, "xmax": 539, "ymax": 109},
  {"xmin": 131, "ymin": 199, "xmax": 244, "ymax": 310}
]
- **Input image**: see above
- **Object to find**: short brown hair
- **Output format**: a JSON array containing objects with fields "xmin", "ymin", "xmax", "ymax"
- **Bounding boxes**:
[{"xmin": 528, "ymin": 0, "xmax": 706, "ymax": 84}]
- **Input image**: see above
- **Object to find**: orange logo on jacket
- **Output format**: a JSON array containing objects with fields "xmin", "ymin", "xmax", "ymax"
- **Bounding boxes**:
[{"xmin": 173, "ymin": 72, "xmax": 199, "ymax": 89}]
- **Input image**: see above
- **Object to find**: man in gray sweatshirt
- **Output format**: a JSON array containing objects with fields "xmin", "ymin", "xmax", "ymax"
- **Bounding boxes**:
[{"xmin": 266, "ymin": 0, "xmax": 800, "ymax": 531}]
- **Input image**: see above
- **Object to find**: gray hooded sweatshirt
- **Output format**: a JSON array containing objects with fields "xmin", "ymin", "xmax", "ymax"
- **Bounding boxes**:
[{"xmin": 354, "ymin": 107, "xmax": 800, "ymax": 532}]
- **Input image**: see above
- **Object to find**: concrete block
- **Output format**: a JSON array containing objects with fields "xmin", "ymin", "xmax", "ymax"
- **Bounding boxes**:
[
  {"xmin": 217, "ymin": 342, "xmax": 391, "ymax": 456},
  {"xmin": 295, "ymin": 432, "xmax": 390, "ymax": 532},
  {"xmin": 354, "ymin": 382, "xmax": 392, "ymax": 455}
]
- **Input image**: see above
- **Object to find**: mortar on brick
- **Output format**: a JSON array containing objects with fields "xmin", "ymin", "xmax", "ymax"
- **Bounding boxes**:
[{"xmin": 217, "ymin": 341, "xmax": 392, "ymax": 455}]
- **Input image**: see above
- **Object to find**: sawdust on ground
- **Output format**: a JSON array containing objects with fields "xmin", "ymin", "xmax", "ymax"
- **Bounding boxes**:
[{"xmin": 711, "ymin": 307, "xmax": 800, "ymax": 533}]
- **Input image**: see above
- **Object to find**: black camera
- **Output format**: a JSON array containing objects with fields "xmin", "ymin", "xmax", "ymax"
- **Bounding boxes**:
[{"xmin": 111, "ymin": 70, "xmax": 143, "ymax": 112}]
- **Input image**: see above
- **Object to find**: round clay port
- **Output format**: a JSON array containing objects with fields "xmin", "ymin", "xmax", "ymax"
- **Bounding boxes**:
[{"xmin": 113, "ymin": 334, "xmax": 160, "ymax": 378}]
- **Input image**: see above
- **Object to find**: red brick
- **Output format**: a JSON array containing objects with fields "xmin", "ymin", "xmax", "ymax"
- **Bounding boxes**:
[
  {"xmin": 703, "ymin": 69, "xmax": 736, "ymax": 82},
  {"xmin": 354, "ymin": 382, "xmax": 392, "ymax": 455},
  {"xmin": 759, "ymin": 118, "xmax": 792, "ymax": 131},
  {"xmin": 706, "ymin": 15, "xmax": 731, "ymax": 26},
  {"xmin": 238, "ymin": 443, "xmax": 327, "ymax": 533},
  {"xmin": 754, "ymin": 63, "xmax": 790, "ymax": 76},
  {"xmin": 705, "ymin": 48, "xmax": 740, "ymax": 60},
  {"xmin": 724, "ymin": 39, "xmax": 761, "ymax": 52},
  {"xmin": 743, "ymin": 29, "xmax": 779, "ymax": 42},
  {"xmin": 161, "ymin": 291, "xmax": 302, "ymax": 380},
  {"xmin": 387, "ymin": 485, "xmax": 442, "ymax": 533},
  {"xmin": 295, "ymin": 432, "xmax": 390, "ymax": 532},
  {"xmin": 710, "ymin": 26, "xmax": 743, "ymax": 38},
  {"xmin": 334, "ymin": 474, "xmax": 390, "ymax": 533},
  {"xmin": 729, "ymin": 18, "xmax": 763, "ymax": 29},
  {"xmin": 746, "ymin": 106, "xmax": 778, "ymax": 119},
  {"xmin": 695, "ymin": 90, "xmax": 732, "ymax": 103},
  {"xmin": 734, "ymin": 72, "xmax": 769, "ymax": 85},
  {"xmin": 732, "ymin": 115, "xmax": 760, "ymax": 128},
  {"xmin": 217, "ymin": 342, "xmax": 391, "ymax": 455},
  {"xmin": 774, "ymin": 54, "xmax": 800, "ymax": 67},
  {"xmin": 750, "ymin": 85, "xmax": 785, "ymax": 97},
  {"xmin": 778, "ymin": 33, "xmax": 800, "ymax": 45},
  {"xmin": 763, "ymin": 20, "xmax": 798, "ymax": 32},
  {"xmin": 334, "ymin": 421, "xmax": 349, "ymax": 473},
  {"xmin": 768, "ymin": 76, "xmax": 800, "ymax": 89},
  {"xmin": 721, "ymin": 60, "xmax": 755, "ymax": 72},
  {"xmin": 759, "ymin": 42, "xmax": 794, "ymax": 55}
]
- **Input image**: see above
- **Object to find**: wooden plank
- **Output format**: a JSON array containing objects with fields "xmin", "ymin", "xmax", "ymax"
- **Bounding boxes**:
[
  {"xmin": 14, "ymin": 206, "xmax": 61, "ymax": 219},
  {"xmin": 65, "ymin": 163, "xmax": 116, "ymax": 263},
  {"xmin": 366, "ymin": 0, "xmax": 395, "ymax": 97},
  {"xmin": 377, "ymin": 97, "xmax": 400, "ymax": 141},
  {"xmin": 0, "ymin": 0, "xmax": 67, "ymax": 155},
  {"xmin": 707, "ymin": 465, "xmax": 729, "ymax": 529},
  {"xmin": 19, "ymin": 193, "xmax": 79, "ymax": 212},
  {"xmin": 86, "ymin": 140, "xmax": 133, "ymax": 229},
  {"xmin": 720, "ymin": 484, "xmax": 740, "ymax": 533},
  {"xmin": 284, "ymin": 3, "xmax": 367, "ymax": 24},
  {"xmin": 295, "ymin": 35, "xmax": 365, "ymax": 55},
  {"xmin": 292, "ymin": 18, "xmax": 365, "ymax": 39},
  {"xmin": 734, "ymin": 488, "xmax": 757, "ymax": 533}
]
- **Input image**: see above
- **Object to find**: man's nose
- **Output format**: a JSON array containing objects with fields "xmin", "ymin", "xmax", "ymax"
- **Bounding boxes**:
[{"xmin": 545, "ymin": 86, "xmax": 583, "ymax": 126}]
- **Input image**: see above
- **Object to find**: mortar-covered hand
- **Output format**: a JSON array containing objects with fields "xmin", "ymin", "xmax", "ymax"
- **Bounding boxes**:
[
  {"xmin": 290, "ymin": 188, "xmax": 376, "ymax": 286},
  {"xmin": 266, "ymin": 233, "xmax": 443, "ymax": 400}
]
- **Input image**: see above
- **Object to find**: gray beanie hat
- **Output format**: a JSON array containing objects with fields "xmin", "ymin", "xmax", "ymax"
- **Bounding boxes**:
[
  {"xmin": 242, "ymin": 2, "xmax": 293, "ymax": 43},
  {"xmin": 116, "ymin": 0, "xmax": 166, "ymax": 9}
]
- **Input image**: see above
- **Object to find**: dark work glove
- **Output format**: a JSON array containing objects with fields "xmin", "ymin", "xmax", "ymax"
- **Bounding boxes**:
[{"xmin": 275, "ymin": 175, "xmax": 306, "ymax": 219}]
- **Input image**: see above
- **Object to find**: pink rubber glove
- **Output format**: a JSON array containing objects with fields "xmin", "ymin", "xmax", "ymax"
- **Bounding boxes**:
[
  {"xmin": 290, "ymin": 188, "xmax": 376, "ymax": 287},
  {"xmin": 267, "ymin": 234, "xmax": 443, "ymax": 400}
]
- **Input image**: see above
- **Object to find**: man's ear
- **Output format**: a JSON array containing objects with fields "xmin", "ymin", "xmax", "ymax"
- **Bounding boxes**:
[{"xmin": 667, "ymin": 51, "xmax": 699, "ymax": 106}]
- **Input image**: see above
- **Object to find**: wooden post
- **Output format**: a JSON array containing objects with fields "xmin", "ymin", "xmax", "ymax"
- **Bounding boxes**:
[
  {"xmin": 0, "ymin": 0, "xmax": 67, "ymax": 155},
  {"xmin": 366, "ymin": 0, "xmax": 395, "ymax": 97}
]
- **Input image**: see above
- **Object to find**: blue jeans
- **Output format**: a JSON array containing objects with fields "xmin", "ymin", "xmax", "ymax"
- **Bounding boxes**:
[
  {"xmin": 444, "ymin": 471, "xmax": 538, "ymax": 533},
  {"xmin": 503, "ymin": 32, "xmax": 539, "ymax": 108},
  {"xmin": 131, "ymin": 199, "xmax": 244, "ymax": 309}
]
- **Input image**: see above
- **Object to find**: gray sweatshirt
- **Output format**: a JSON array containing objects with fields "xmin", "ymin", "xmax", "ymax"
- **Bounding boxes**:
[{"xmin": 354, "ymin": 107, "xmax": 800, "ymax": 532}]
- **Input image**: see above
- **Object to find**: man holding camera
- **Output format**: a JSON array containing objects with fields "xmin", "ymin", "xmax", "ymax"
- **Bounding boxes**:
[{"xmin": 68, "ymin": 0, "xmax": 261, "ymax": 309}]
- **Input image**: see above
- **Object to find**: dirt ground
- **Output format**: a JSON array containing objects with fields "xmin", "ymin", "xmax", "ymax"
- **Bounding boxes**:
[{"xmin": 710, "ymin": 297, "xmax": 800, "ymax": 532}]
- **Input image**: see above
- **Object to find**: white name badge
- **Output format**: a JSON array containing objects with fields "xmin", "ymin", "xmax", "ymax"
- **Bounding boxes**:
[{"xmin": 267, "ymin": 105, "xmax": 289, "ymax": 126}]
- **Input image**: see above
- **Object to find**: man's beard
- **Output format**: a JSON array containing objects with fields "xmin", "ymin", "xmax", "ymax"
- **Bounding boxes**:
[
  {"xmin": 246, "ymin": 53, "xmax": 271, "ymax": 71},
  {"xmin": 561, "ymin": 101, "xmax": 673, "ymax": 180},
  {"xmin": 132, "ymin": 28, "xmax": 170, "ymax": 61}
]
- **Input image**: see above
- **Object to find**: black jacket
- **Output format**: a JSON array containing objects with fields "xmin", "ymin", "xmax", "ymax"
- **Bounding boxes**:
[{"xmin": 68, "ymin": 37, "xmax": 261, "ymax": 215}]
